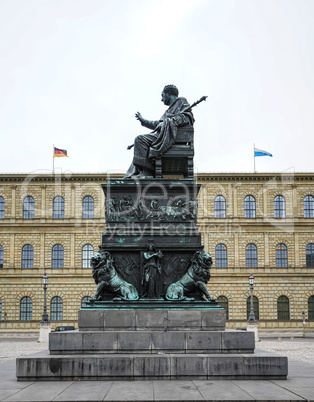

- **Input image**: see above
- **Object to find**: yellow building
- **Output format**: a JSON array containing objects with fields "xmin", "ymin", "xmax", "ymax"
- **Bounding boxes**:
[{"xmin": 0, "ymin": 172, "xmax": 313, "ymax": 332}]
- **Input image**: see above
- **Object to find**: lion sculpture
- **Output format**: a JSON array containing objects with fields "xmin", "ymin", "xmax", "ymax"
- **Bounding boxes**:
[
  {"xmin": 165, "ymin": 250, "xmax": 212, "ymax": 301},
  {"xmin": 91, "ymin": 252, "xmax": 139, "ymax": 301}
]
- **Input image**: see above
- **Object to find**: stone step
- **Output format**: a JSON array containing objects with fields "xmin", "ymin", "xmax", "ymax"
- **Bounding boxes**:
[
  {"xmin": 49, "ymin": 329, "xmax": 255, "ymax": 354},
  {"xmin": 78, "ymin": 307, "xmax": 226, "ymax": 331},
  {"xmin": 16, "ymin": 350, "xmax": 288, "ymax": 381}
]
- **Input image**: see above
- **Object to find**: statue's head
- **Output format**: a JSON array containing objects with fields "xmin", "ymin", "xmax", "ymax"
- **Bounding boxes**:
[
  {"xmin": 161, "ymin": 84, "xmax": 179, "ymax": 106},
  {"xmin": 147, "ymin": 243, "xmax": 155, "ymax": 251}
]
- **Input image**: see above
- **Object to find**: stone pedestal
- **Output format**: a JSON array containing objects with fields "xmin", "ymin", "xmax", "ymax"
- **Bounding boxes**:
[
  {"xmin": 78, "ymin": 303, "xmax": 225, "ymax": 331},
  {"xmin": 16, "ymin": 178, "xmax": 287, "ymax": 381},
  {"xmin": 99, "ymin": 179, "xmax": 204, "ymax": 299},
  {"xmin": 247, "ymin": 321, "xmax": 259, "ymax": 342},
  {"xmin": 16, "ymin": 308, "xmax": 288, "ymax": 381},
  {"xmin": 38, "ymin": 322, "xmax": 51, "ymax": 343}
]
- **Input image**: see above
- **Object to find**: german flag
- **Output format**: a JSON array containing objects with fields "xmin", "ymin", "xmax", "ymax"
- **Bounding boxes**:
[{"xmin": 54, "ymin": 147, "xmax": 68, "ymax": 157}]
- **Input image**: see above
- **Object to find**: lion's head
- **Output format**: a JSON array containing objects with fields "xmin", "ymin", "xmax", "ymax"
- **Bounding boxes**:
[
  {"xmin": 90, "ymin": 252, "xmax": 102, "ymax": 269},
  {"xmin": 190, "ymin": 250, "xmax": 212, "ymax": 282}
]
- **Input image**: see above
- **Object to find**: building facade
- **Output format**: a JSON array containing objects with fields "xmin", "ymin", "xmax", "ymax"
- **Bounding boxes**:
[{"xmin": 0, "ymin": 172, "xmax": 313, "ymax": 332}]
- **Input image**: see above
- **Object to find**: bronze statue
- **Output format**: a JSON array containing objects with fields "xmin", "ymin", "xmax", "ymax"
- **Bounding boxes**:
[
  {"xmin": 91, "ymin": 252, "xmax": 139, "ymax": 301},
  {"xmin": 124, "ymin": 84, "xmax": 194, "ymax": 179},
  {"xmin": 142, "ymin": 244, "xmax": 164, "ymax": 298},
  {"xmin": 165, "ymin": 250, "xmax": 212, "ymax": 301}
]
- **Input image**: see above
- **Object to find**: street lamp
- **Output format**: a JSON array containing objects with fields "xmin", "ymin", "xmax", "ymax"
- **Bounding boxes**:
[
  {"xmin": 248, "ymin": 273, "xmax": 256, "ymax": 321},
  {"xmin": 40, "ymin": 272, "xmax": 49, "ymax": 323},
  {"xmin": 302, "ymin": 311, "xmax": 305, "ymax": 338}
]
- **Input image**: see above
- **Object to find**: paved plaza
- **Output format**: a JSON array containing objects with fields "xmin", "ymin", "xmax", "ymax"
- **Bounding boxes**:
[{"xmin": 0, "ymin": 338, "xmax": 314, "ymax": 401}]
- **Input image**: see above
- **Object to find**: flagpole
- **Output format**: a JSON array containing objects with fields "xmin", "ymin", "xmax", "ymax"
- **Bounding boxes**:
[
  {"xmin": 253, "ymin": 143, "xmax": 256, "ymax": 173},
  {"xmin": 53, "ymin": 144, "xmax": 55, "ymax": 175}
]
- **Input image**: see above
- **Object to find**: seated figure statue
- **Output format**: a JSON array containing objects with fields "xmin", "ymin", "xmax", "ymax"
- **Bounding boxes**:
[{"xmin": 124, "ymin": 84, "xmax": 194, "ymax": 179}]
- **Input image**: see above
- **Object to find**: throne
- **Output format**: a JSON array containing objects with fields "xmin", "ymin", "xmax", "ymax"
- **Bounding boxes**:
[{"xmin": 154, "ymin": 126, "xmax": 194, "ymax": 179}]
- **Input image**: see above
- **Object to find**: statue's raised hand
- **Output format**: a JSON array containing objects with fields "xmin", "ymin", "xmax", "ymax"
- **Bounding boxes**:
[{"xmin": 135, "ymin": 111, "xmax": 143, "ymax": 122}]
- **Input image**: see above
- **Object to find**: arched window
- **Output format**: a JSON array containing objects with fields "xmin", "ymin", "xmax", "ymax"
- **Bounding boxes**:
[
  {"xmin": 246, "ymin": 296, "xmax": 259, "ymax": 320},
  {"xmin": 53, "ymin": 196, "xmax": 64, "ymax": 219},
  {"xmin": 304, "ymin": 195, "xmax": 314, "ymax": 218},
  {"xmin": 52, "ymin": 244, "xmax": 64, "ymax": 268},
  {"xmin": 309, "ymin": 296, "xmax": 314, "ymax": 320},
  {"xmin": 82, "ymin": 244, "xmax": 93, "ymax": 268},
  {"xmin": 246, "ymin": 244, "xmax": 258, "ymax": 268},
  {"xmin": 306, "ymin": 244, "xmax": 314, "ymax": 267},
  {"xmin": 217, "ymin": 296, "xmax": 229, "ymax": 320},
  {"xmin": 276, "ymin": 244, "xmax": 287, "ymax": 268},
  {"xmin": 215, "ymin": 244, "xmax": 227, "ymax": 268},
  {"xmin": 20, "ymin": 297, "xmax": 32, "ymax": 320},
  {"xmin": 277, "ymin": 296, "xmax": 289, "ymax": 320},
  {"xmin": 244, "ymin": 195, "xmax": 256, "ymax": 218},
  {"xmin": 0, "ymin": 196, "xmax": 4, "ymax": 219},
  {"xmin": 214, "ymin": 196, "xmax": 226, "ymax": 218},
  {"xmin": 274, "ymin": 195, "xmax": 285, "ymax": 218},
  {"xmin": 81, "ymin": 296, "xmax": 92, "ymax": 307},
  {"xmin": 0, "ymin": 245, "xmax": 3, "ymax": 268},
  {"xmin": 0, "ymin": 298, "xmax": 2, "ymax": 320},
  {"xmin": 23, "ymin": 196, "xmax": 35, "ymax": 219},
  {"xmin": 22, "ymin": 245, "xmax": 33, "ymax": 269},
  {"xmin": 50, "ymin": 296, "xmax": 63, "ymax": 321},
  {"xmin": 82, "ymin": 196, "xmax": 94, "ymax": 219}
]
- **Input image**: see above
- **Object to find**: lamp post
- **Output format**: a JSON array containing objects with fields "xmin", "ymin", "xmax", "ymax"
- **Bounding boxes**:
[
  {"xmin": 40, "ymin": 272, "xmax": 49, "ymax": 323},
  {"xmin": 302, "ymin": 311, "xmax": 305, "ymax": 338},
  {"xmin": 248, "ymin": 273, "xmax": 256, "ymax": 321}
]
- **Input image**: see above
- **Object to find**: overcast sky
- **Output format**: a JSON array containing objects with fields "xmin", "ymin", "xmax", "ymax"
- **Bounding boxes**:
[{"xmin": 0, "ymin": 0, "xmax": 313, "ymax": 175}]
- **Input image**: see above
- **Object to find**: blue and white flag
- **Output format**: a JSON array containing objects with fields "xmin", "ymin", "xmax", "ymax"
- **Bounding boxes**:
[{"xmin": 254, "ymin": 148, "xmax": 273, "ymax": 157}]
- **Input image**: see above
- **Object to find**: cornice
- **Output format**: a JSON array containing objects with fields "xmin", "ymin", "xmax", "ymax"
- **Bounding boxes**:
[
  {"xmin": 0, "ymin": 173, "xmax": 122, "ymax": 183},
  {"xmin": 196, "ymin": 172, "xmax": 314, "ymax": 183},
  {"xmin": 1, "ymin": 172, "xmax": 314, "ymax": 184}
]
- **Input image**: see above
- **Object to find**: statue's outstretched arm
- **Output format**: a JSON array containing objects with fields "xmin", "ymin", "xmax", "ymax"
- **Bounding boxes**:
[{"xmin": 135, "ymin": 111, "xmax": 159, "ymax": 130}]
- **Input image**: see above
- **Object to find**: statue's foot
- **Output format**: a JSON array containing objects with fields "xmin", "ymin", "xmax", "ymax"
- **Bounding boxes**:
[{"xmin": 123, "ymin": 166, "xmax": 141, "ymax": 179}]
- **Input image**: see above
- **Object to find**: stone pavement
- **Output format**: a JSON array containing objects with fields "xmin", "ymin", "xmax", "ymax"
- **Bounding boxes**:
[{"xmin": 0, "ymin": 350, "xmax": 314, "ymax": 401}]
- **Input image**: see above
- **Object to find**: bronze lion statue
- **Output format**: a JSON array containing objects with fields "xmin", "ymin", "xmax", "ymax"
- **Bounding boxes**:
[
  {"xmin": 91, "ymin": 252, "xmax": 139, "ymax": 301},
  {"xmin": 165, "ymin": 250, "xmax": 212, "ymax": 301}
]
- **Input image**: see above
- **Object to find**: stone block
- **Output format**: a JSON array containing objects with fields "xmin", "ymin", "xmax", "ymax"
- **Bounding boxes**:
[
  {"xmin": 243, "ymin": 354, "xmax": 288, "ymax": 378},
  {"xmin": 208, "ymin": 355, "xmax": 244, "ymax": 377},
  {"xmin": 78, "ymin": 310, "xmax": 103, "ymax": 331},
  {"xmin": 171, "ymin": 355, "xmax": 208, "ymax": 379},
  {"xmin": 118, "ymin": 332, "xmax": 151, "ymax": 352},
  {"xmin": 168, "ymin": 310, "xmax": 201, "ymax": 330},
  {"xmin": 186, "ymin": 331, "xmax": 221, "ymax": 352},
  {"xmin": 103, "ymin": 310, "xmax": 136, "ymax": 330},
  {"xmin": 82, "ymin": 332, "xmax": 118, "ymax": 353},
  {"xmin": 201, "ymin": 310, "xmax": 225, "ymax": 330},
  {"xmin": 151, "ymin": 331, "xmax": 185, "ymax": 352},
  {"xmin": 136, "ymin": 310, "xmax": 168, "ymax": 329},
  {"xmin": 133, "ymin": 355, "xmax": 170, "ymax": 379},
  {"xmin": 62, "ymin": 356, "xmax": 99, "ymax": 378},
  {"xmin": 49, "ymin": 332, "xmax": 83, "ymax": 354},
  {"xmin": 96, "ymin": 356, "xmax": 134, "ymax": 379},
  {"xmin": 222, "ymin": 330, "xmax": 255, "ymax": 352}
]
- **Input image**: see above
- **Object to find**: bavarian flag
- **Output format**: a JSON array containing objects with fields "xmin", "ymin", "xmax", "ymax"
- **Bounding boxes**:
[
  {"xmin": 54, "ymin": 147, "xmax": 68, "ymax": 157},
  {"xmin": 254, "ymin": 148, "xmax": 272, "ymax": 157}
]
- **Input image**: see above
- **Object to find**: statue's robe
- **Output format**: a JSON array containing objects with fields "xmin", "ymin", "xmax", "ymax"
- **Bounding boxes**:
[{"xmin": 125, "ymin": 97, "xmax": 194, "ymax": 177}]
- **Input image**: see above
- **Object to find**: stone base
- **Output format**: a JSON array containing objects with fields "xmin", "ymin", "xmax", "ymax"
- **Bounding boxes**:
[
  {"xmin": 16, "ymin": 307, "xmax": 288, "ymax": 381},
  {"xmin": 38, "ymin": 322, "xmax": 52, "ymax": 343},
  {"xmin": 247, "ymin": 321, "xmax": 259, "ymax": 342},
  {"xmin": 49, "ymin": 330, "xmax": 254, "ymax": 354},
  {"xmin": 16, "ymin": 350, "xmax": 288, "ymax": 381},
  {"xmin": 78, "ymin": 306, "xmax": 225, "ymax": 331}
]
